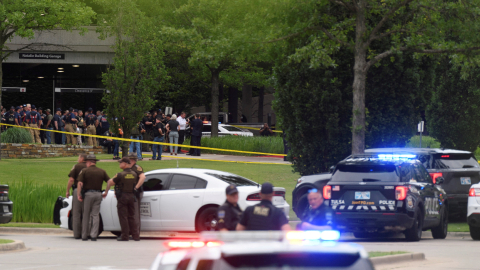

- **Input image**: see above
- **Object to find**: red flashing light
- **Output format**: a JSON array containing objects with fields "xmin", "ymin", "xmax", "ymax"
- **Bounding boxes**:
[
  {"xmin": 395, "ymin": 186, "xmax": 408, "ymax": 200},
  {"xmin": 164, "ymin": 241, "xmax": 222, "ymax": 249},
  {"xmin": 429, "ymin": 172, "xmax": 443, "ymax": 184},
  {"xmin": 441, "ymin": 155, "xmax": 450, "ymax": 158},
  {"xmin": 323, "ymin": 185, "xmax": 332, "ymax": 200}
]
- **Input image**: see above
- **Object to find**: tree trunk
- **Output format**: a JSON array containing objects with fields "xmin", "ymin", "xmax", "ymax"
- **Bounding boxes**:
[
  {"xmin": 241, "ymin": 84, "xmax": 252, "ymax": 123},
  {"xmin": 0, "ymin": 60, "xmax": 3, "ymax": 161},
  {"xmin": 258, "ymin": 86, "xmax": 264, "ymax": 122},
  {"xmin": 219, "ymin": 83, "xmax": 224, "ymax": 112},
  {"xmin": 210, "ymin": 69, "xmax": 220, "ymax": 137},
  {"xmin": 228, "ymin": 87, "xmax": 238, "ymax": 123},
  {"xmin": 351, "ymin": 1, "xmax": 367, "ymax": 154}
]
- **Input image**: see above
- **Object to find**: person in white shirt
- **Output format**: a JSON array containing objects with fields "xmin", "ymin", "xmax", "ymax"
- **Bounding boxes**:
[{"xmin": 177, "ymin": 111, "xmax": 188, "ymax": 154}]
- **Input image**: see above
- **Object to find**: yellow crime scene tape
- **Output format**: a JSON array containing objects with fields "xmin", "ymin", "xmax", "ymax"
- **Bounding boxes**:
[
  {"xmin": 229, "ymin": 125, "xmax": 283, "ymax": 133},
  {"xmin": 0, "ymin": 123, "xmax": 287, "ymax": 157}
]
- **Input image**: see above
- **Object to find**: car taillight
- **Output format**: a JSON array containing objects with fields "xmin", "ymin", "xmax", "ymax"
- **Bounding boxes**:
[
  {"xmin": 395, "ymin": 186, "xmax": 408, "ymax": 200},
  {"xmin": 274, "ymin": 191, "xmax": 285, "ymax": 199},
  {"xmin": 429, "ymin": 172, "xmax": 443, "ymax": 184},
  {"xmin": 323, "ymin": 185, "xmax": 331, "ymax": 200},
  {"xmin": 469, "ymin": 188, "xmax": 480, "ymax": 197},
  {"xmin": 247, "ymin": 193, "xmax": 261, "ymax": 201}
]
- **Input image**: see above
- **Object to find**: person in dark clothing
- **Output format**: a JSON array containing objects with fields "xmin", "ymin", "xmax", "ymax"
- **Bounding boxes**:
[
  {"xmin": 259, "ymin": 123, "xmax": 274, "ymax": 136},
  {"xmin": 152, "ymin": 117, "xmax": 165, "ymax": 160},
  {"xmin": 237, "ymin": 183, "xmax": 291, "ymax": 231},
  {"xmin": 190, "ymin": 114, "xmax": 203, "ymax": 156},
  {"xmin": 4, "ymin": 106, "xmax": 17, "ymax": 129},
  {"xmin": 297, "ymin": 188, "xmax": 333, "ymax": 230},
  {"xmin": 53, "ymin": 108, "xmax": 63, "ymax": 144},
  {"xmin": 141, "ymin": 112, "xmax": 153, "ymax": 152},
  {"xmin": 217, "ymin": 185, "xmax": 243, "ymax": 231},
  {"xmin": 166, "ymin": 114, "xmax": 180, "ymax": 155}
]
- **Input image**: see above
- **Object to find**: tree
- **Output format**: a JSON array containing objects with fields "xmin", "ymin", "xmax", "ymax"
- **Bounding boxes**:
[
  {"xmin": 427, "ymin": 59, "xmax": 480, "ymax": 152},
  {"xmin": 98, "ymin": 1, "xmax": 167, "ymax": 157},
  {"xmin": 262, "ymin": 0, "xmax": 480, "ymax": 154},
  {"xmin": 0, "ymin": 0, "xmax": 94, "ymax": 160}
]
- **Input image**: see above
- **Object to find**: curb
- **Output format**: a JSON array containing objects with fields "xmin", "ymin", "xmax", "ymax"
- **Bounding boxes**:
[
  {"xmin": 0, "ymin": 240, "xmax": 26, "ymax": 252},
  {"xmin": 371, "ymin": 252, "xmax": 424, "ymax": 265}
]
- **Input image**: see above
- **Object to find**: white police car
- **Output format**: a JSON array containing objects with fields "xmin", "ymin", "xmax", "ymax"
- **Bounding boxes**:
[
  {"xmin": 56, "ymin": 169, "xmax": 289, "ymax": 234},
  {"xmin": 149, "ymin": 231, "xmax": 374, "ymax": 270},
  {"xmin": 467, "ymin": 184, "xmax": 480, "ymax": 239}
]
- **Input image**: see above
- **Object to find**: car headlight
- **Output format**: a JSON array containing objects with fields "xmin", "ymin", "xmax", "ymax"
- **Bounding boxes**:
[{"xmin": 62, "ymin": 200, "xmax": 69, "ymax": 208}]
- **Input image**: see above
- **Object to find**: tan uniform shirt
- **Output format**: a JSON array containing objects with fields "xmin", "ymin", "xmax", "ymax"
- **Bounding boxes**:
[
  {"xmin": 78, "ymin": 165, "xmax": 110, "ymax": 190},
  {"xmin": 68, "ymin": 162, "xmax": 87, "ymax": 185}
]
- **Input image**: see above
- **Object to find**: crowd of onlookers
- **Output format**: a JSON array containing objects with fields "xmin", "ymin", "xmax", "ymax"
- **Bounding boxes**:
[{"xmin": 1, "ymin": 105, "xmax": 203, "ymax": 160}]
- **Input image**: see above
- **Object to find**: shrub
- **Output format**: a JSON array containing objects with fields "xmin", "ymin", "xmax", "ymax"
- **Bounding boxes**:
[
  {"xmin": 183, "ymin": 136, "xmax": 284, "ymax": 156},
  {"xmin": 0, "ymin": 127, "xmax": 33, "ymax": 144}
]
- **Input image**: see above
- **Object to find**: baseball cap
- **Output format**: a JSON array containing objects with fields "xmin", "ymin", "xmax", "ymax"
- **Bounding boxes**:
[
  {"xmin": 10, "ymin": 106, "xmax": 14, "ymax": 109},
  {"xmin": 73, "ymin": 109, "xmax": 78, "ymax": 112},
  {"xmin": 16, "ymin": 106, "xmax": 20, "ymax": 110},
  {"xmin": 118, "ymin": 157, "xmax": 131, "ymax": 164},
  {"xmin": 88, "ymin": 107, "xmax": 93, "ymax": 111},
  {"xmin": 46, "ymin": 109, "xmax": 51, "ymax": 112},
  {"xmin": 225, "ymin": 184, "xmax": 238, "ymax": 195},
  {"xmin": 31, "ymin": 105, "xmax": 36, "ymax": 109},
  {"xmin": 56, "ymin": 108, "xmax": 62, "ymax": 112},
  {"xmin": 23, "ymin": 104, "xmax": 26, "ymax": 107},
  {"xmin": 38, "ymin": 107, "xmax": 43, "ymax": 111},
  {"xmin": 260, "ymin": 182, "xmax": 274, "ymax": 194}
]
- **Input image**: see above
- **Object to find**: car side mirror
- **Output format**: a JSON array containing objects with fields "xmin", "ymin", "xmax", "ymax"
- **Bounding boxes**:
[
  {"xmin": 329, "ymin": 166, "xmax": 335, "ymax": 173},
  {"xmin": 435, "ymin": 176, "xmax": 445, "ymax": 185}
]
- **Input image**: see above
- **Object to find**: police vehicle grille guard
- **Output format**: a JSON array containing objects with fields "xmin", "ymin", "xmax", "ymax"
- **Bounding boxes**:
[{"xmin": 331, "ymin": 204, "xmax": 396, "ymax": 211}]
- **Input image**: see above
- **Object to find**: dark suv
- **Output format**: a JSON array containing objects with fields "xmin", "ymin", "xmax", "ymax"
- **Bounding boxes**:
[
  {"xmin": 366, "ymin": 148, "xmax": 480, "ymax": 218},
  {"xmin": 0, "ymin": 185, "xmax": 12, "ymax": 224},
  {"xmin": 326, "ymin": 154, "xmax": 448, "ymax": 241}
]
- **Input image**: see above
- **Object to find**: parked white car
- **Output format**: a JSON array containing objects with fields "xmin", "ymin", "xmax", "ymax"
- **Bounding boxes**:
[
  {"xmin": 57, "ymin": 169, "xmax": 289, "ymax": 235},
  {"xmin": 468, "ymin": 183, "xmax": 480, "ymax": 239}
]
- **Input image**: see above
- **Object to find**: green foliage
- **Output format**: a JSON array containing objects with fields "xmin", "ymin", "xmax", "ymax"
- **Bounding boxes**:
[
  {"xmin": 184, "ymin": 136, "xmax": 284, "ymax": 156},
  {"xmin": 405, "ymin": 136, "xmax": 441, "ymax": 149},
  {"xmin": 8, "ymin": 179, "xmax": 64, "ymax": 223},
  {"xmin": 0, "ymin": 128, "xmax": 33, "ymax": 144},
  {"xmin": 427, "ymin": 60, "xmax": 480, "ymax": 152},
  {"xmin": 0, "ymin": 239, "xmax": 14, "ymax": 244}
]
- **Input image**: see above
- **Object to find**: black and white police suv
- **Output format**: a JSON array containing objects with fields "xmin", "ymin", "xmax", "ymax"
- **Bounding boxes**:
[
  {"xmin": 0, "ymin": 184, "xmax": 12, "ymax": 224},
  {"xmin": 324, "ymin": 154, "xmax": 448, "ymax": 241}
]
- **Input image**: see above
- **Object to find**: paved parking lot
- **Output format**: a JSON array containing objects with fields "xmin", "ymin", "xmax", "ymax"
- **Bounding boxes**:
[{"xmin": 0, "ymin": 232, "xmax": 477, "ymax": 270}]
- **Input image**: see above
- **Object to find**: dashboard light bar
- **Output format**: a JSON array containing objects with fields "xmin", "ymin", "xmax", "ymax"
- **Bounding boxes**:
[{"xmin": 378, "ymin": 154, "xmax": 416, "ymax": 160}]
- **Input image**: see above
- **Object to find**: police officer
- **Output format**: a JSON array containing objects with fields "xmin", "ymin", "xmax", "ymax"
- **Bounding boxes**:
[
  {"xmin": 38, "ymin": 107, "xmax": 46, "ymax": 144},
  {"xmin": 15, "ymin": 106, "xmax": 23, "ymax": 126},
  {"xmin": 141, "ymin": 111, "xmax": 153, "ymax": 152},
  {"xmin": 104, "ymin": 157, "xmax": 140, "ymax": 241},
  {"xmin": 236, "ymin": 182, "xmax": 291, "ymax": 231},
  {"xmin": 297, "ymin": 188, "xmax": 333, "ymax": 230},
  {"xmin": 217, "ymin": 185, "xmax": 243, "ymax": 231},
  {"xmin": 5, "ymin": 106, "xmax": 16, "ymax": 128},
  {"xmin": 77, "ymin": 110, "xmax": 85, "ymax": 145},
  {"xmin": 26, "ymin": 105, "xmax": 42, "ymax": 143},
  {"xmin": 77, "ymin": 154, "xmax": 110, "ymax": 241},
  {"xmin": 66, "ymin": 154, "xmax": 87, "ymax": 239},
  {"xmin": 128, "ymin": 153, "xmax": 145, "ymax": 234},
  {"xmin": 65, "ymin": 109, "xmax": 78, "ymax": 145},
  {"xmin": 85, "ymin": 108, "xmax": 98, "ymax": 146},
  {"xmin": 44, "ymin": 109, "xmax": 54, "ymax": 144},
  {"xmin": 53, "ymin": 108, "xmax": 63, "ymax": 144}
]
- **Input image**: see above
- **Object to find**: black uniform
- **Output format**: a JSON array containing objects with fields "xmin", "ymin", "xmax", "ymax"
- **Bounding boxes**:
[
  {"xmin": 301, "ymin": 204, "xmax": 333, "ymax": 227},
  {"xmin": 217, "ymin": 201, "xmax": 243, "ymax": 231},
  {"xmin": 239, "ymin": 200, "xmax": 289, "ymax": 230},
  {"xmin": 53, "ymin": 114, "xmax": 62, "ymax": 144}
]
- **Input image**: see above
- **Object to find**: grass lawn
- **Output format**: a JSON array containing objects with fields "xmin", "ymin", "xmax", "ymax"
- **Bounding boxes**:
[
  {"xmin": 368, "ymin": 251, "xmax": 408, "ymax": 258},
  {"xmin": 0, "ymin": 156, "xmax": 300, "ymax": 220},
  {"xmin": 449, "ymin": 222, "xmax": 469, "ymax": 232},
  {"xmin": 0, "ymin": 239, "xmax": 14, "ymax": 244},
  {"xmin": 0, "ymin": 223, "xmax": 59, "ymax": 228}
]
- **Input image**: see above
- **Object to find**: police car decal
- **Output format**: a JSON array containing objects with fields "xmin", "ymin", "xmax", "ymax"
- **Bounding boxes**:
[{"xmin": 140, "ymin": 202, "xmax": 151, "ymax": 217}]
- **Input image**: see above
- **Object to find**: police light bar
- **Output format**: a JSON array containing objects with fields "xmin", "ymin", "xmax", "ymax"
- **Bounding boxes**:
[
  {"xmin": 378, "ymin": 154, "xmax": 416, "ymax": 160},
  {"xmin": 286, "ymin": 230, "xmax": 341, "ymax": 241},
  {"xmin": 164, "ymin": 240, "xmax": 222, "ymax": 249}
]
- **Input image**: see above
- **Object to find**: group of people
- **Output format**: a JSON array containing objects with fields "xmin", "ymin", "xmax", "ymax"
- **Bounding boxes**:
[
  {"xmin": 217, "ymin": 182, "xmax": 333, "ymax": 232},
  {"xmin": 1, "ymin": 105, "xmax": 205, "ymax": 160},
  {"xmin": 67, "ymin": 153, "xmax": 145, "ymax": 241}
]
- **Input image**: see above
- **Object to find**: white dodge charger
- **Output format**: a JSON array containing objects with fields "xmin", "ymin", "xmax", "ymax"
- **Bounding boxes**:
[{"xmin": 57, "ymin": 168, "xmax": 290, "ymax": 235}]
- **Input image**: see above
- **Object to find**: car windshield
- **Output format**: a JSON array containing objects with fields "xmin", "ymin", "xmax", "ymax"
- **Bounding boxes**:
[
  {"xmin": 205, "ymin": 173, "xmax": 257, "ymax": 186},
  {"xmin": 222, "ymin": 126, "xmax": 243, "ymax": 132},
  {"xmin": 433, "ymin": 154, "xmax": 479, "ymax": 169},
  {"xmin": 208, "ymin": 253, "xmax": 360, "ymax": 269},
  {"xmin": 331, "ymin": 164, "xmax": 400, "ymax": 182}
]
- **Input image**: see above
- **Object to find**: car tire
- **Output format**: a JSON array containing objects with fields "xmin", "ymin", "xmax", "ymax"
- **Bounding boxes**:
[
  {"xmin": 294, "ymin": 194, "xmax": 309, "ymax": 220},
  {"xmin": 405, "ymin": 207, "xmax": 423, "ymax": 242},
  {"xmin": 111, "ymin": 231, "xmax": 121, "ymax": 237},
  {"xmin": 470, "ymin": 226, "xmax": 480, "ymax": 240},
  {"xmin": 195, "ymin": 206, "xmax": 218, "ymax": 232},
  {"xmin": 431, "ymin": 208, "xmax": 448, "ymax": 239}
]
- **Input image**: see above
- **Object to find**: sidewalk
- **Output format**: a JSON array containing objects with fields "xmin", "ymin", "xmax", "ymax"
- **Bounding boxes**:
[{"xmin": 101, "ymin": 151, "xmax": 290, "ymax": 165}]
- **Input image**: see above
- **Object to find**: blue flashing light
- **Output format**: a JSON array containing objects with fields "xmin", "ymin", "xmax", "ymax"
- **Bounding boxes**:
[
  {"xmin": 286, "ymin": 230, "xmax": 341, "ymax": 241},
  {"xmin": 320, "ymin": 230, "xmax": 341, "ymax": 241},
  {"xmin": 378, "ymin": 154, "xmax": 416, "ymax": 161}
]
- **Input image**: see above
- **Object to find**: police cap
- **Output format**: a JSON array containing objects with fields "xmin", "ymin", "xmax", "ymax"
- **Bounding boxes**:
[
  {"xmin": 84, "ymin": 154, "xmax": 99, "ymax": 161},
  {"xmin": 10, "ymin": 106, "xmax": 14, "ymax": 110},
  {"xmin": 226, "ymin": 184, "xmax": 238, "ymax": 195},
  {"xmin": 260, "ymin": 182, "xmax": 274, "ymax": 194},
  {"xmin": 118, "ymin": 157, "xmax": 131, "ymax": 164},
  {"xmin": 31, "ymin": 105, "xmax": 36, "ymax": 109},
  {"xmin": 56, "ymin": 108, "xmax": 62, "ymax": 112},
  {"xmin": 73, "ymin": 109, "xmax": 78, "ymax": 112},
  {"xmin": 128, "ymin": 153, "xmax": 138, "ymax": 160}
]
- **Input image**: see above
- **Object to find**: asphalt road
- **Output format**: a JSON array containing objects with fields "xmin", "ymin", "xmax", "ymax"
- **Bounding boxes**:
[{"xmin": 0, "ymin": 231, "xmax": 476, "ymax": 270}]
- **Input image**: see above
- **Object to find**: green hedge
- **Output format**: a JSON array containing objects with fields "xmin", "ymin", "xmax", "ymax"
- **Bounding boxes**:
[
  {"xmin": 183, "ymin": 136, "xmax": 284, "ymax": 156},
  {"xmin": 0, "ymin": 127, "xmax": 33, "ymax": 144}
]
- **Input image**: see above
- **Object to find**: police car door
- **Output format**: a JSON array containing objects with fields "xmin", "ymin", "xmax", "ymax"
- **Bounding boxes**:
[
  {"xmin": 412, "ymin": 163, "xmax": 440, "ymax": 225},
  {"xmin": 138, "ymin": 173, "xmax": 171, "ymax": 230},
  {"xmin": 159, "ymin": 174, "xmax": 207, "ymax": 230}
]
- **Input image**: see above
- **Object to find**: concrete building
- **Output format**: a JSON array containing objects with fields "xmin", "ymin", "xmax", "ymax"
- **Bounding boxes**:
[{"xmin": 2, "ymin": 27, "xmax": 114, "ymax": 111}]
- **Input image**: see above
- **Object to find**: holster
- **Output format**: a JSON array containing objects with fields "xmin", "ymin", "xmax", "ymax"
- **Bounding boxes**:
[
  {"xmin": 81, "ymin": 189, "xmax": 86, "ymax": 200},
  {"xmin": 72, "ymin": 184, "xmax": 77, "ymax": 190},
  {"xmin": 133, "ymin": 189, "xmax": 140, "ymax": 202},
  {"xmin": 115, "ymin": 186, "xmax": 123, "ymax": 200}
]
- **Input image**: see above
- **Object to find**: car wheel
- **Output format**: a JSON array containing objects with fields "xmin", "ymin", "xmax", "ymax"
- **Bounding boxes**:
[
  {"xmin": 294, "ymin": 194, "xmax": 309, "ymax": 220},
  {"xmin": 470, "ymin": 225, "xmax": 480, "ymax": 240},
  {"xmin": 431, "ymin": 208, "xmax": 448, "ymax": 239},
  {"xmin": 405, "ymin": 207, "xmax": 423, "ymax": 242},
  {"xmin": 195, "ymin": 206, "xmax": 218, "ymax": 232},
  {"xmin": 111, "ymin": 231, "xmax": 121, "ymax": 237}
]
